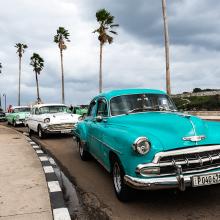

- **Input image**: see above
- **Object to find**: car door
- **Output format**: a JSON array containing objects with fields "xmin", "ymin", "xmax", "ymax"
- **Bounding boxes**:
[
  {"xmin": 85, "ymin": 100, "xmax": 99, "ymax": 157},
  {"xmin": 28, "ymin": 108, "xmax": 35, "ymax": 130},
  {"xmin": 88, "ymin": 98, "xmax": 108, "ymax": 162},
  {"xmin": 29, "ymin": 108, "xmax": 40, "ymax": 132}
]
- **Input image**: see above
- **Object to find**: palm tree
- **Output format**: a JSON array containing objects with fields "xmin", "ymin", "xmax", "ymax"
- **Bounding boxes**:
[
  {"xmin": 0, "ymin": 62, "xmax": 2, "ymax": 74},
  {"xmin": 54, "ymin": 27, "xmax": 70, "ymax": 104},
  {"xmin": 0, "ymin": 63, "xmax": 2, "ymax": 107},
  {"xmin": 93, "ymin": 9, "xmax": 119, "ymax": 93},
  {"xmin": 30, "ymin": 53, "xmax": 44, "ymax": 103},
  {"xmin": 162, "ymin": 0, "xmax": 171, "ymax": 95},
  {"xmin": 15, "ymin": 43, "xmax": 28, "ymax": 106}
]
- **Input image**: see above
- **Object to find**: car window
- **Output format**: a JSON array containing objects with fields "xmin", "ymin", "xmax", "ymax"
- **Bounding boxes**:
[
  {"xmin": 39, "ymin": 106, "xmax": 71, "ymax": 114},
  {"xmin": 97, "ymin": 99, "xmax": 108, "ymax": 117},
  {"xmin": 13, "ymin": 108, "xmax": 30, "ymax": 113},
  {"xmin": 87, "ymin": 101, "xmax": 96, "ymax": 117}
]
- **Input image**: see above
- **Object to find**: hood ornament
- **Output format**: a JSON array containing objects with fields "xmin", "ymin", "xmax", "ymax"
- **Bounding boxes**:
[{"xmin": 182, "ymin": 135, "xmax": 206, "ymax": 142}]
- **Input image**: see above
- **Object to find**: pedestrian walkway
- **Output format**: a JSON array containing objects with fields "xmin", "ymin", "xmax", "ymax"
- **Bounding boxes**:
[{"xmin": 0, "ymin": 125, "xmax": 53, "ymax": 220}]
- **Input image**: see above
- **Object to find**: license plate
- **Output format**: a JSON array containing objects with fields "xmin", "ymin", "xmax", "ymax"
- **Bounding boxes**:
[
  {"xmin": 61, "ymin": 129, "xmax": 72, "ymax": 134},
  {"xmin": 192, "ymin": 173, "xmax": 220, "ymax": 187}
]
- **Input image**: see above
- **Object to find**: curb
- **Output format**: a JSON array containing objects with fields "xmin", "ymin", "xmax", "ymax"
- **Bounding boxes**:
[{"xmin": 25, "ymin": 136, "xmax": 71, "ymax": 220}]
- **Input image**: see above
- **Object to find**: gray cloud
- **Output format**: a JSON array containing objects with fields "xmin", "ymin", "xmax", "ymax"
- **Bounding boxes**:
[{"xmin": 0, "ymin": 0, "xmax": 219, "ymax": 107}]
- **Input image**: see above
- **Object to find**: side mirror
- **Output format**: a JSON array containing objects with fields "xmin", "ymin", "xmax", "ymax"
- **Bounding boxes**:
[{"xmin": 96, "ymin": 115, "xmax": 103, "ymax": 122}]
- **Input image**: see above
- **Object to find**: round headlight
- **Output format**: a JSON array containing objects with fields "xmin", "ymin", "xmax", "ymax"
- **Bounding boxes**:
[
  {"xmin": 133, "ymin": 137, "xmax": 150, "ymax": 155},
  {"xmin": 16, "ymin": 115, "xmax": 20, "ymax": 119},
  {"xmin": 44, "ymin": 118, "xmax": 50, "ymax": 123}
]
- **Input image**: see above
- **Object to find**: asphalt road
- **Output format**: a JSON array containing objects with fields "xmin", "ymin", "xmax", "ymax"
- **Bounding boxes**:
[{"xmin": 3, "ymin": 122, "xmax": 220, "ymax": 220}]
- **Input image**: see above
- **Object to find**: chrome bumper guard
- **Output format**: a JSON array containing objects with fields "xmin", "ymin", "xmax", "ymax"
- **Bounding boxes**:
[
  {"xmin": 125, "ymin": 145, "xmax": 220, "ymax": 191},
  {"xmin": 124, "ymin": 169, "xmax": 220, "ymax": 191}
]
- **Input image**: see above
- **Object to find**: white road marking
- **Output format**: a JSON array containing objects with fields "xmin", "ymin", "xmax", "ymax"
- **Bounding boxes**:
[
  {"xmin": 29, "ymin": 141, "xmax": 36, "ymax": 145},
  {"xmin": 32, "ymin": 145, "xmax": 39, "ymax": 149},
  {"xmin": 49, "ymin": 158, "xmax": 56, "ymax": 165},
  {"xmin": 53, "ymin": 208, "xmax": 71, "ymax": 220},
  {"xmin": 39, "ymin": 156, "xmax": 48, "ymax": 161},
  {"xmin": 48, "ymin": 181, "xmax": 62, "ymax": 192},
  {"xmin": 36, "ymin": 150, "xmax": 44, "ymax": 154},
  {"xmin": 43, "ymin": 166, "xmax": 54, "ymax": 173}
]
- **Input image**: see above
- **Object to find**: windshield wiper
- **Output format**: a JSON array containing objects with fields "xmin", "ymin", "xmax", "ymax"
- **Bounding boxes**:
[
  {"xmin": 127, "ymin": 107, "xmax": 156, "ymax": 114},
  {"xmin": 127, "ymin": 106, "xmax": 177, "ymax": 114}
]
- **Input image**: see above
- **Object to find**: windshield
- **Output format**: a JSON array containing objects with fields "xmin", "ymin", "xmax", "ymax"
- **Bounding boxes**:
[
  {"xmin": 39, "ymin": 106, "xmax": 71, "ymax": 114},
  {"xmin": 110, "ymin": 94, "xmax": 177, "ymax": 116},
  {"xmin": 14, "ymin": 108, "xmax": 30, "ymax": 113}
]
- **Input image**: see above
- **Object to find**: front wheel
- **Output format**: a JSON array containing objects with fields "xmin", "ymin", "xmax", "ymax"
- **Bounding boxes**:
[
  {"xmin": 78, "ymin": 140, "xmax": 90, "ymax": 161},
  {"xmin": 112, "ymin": 157, "xmax": 133, "ymax": 202},
  {"xmin": 38, "ymin": 125, "xmax": 46, "ymax": 139},
  {"xmin": 13, "ymin": 120, "xmax": 17, "ymax": 127}
]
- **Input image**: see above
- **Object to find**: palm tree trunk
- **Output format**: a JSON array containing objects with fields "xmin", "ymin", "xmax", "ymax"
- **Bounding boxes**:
[
  {"xmin": 35, "ymin": 72, "xmax": 40, "ymax": 103},
  {"xmin": 99, "ymin": 42, "xmax": 103, "ymax": 93},
  {"xmin": 18, "ymin": 57, "xmax": 21, "ymax": 106},
  {"xmin": 60, "ymin": 49, "xmax": 65, "ymax": 104},
  {"xmin": 162, "ymin": 0, "xmax": 171, "ymax": 95}
]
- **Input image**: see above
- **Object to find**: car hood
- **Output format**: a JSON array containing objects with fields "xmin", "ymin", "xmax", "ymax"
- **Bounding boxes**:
[
  {"xmin": 44, "ymin": 112, "xmax": 80, "ymax": 123},
  {"xmin": 17, "ymin": 112, "xmax": 30, "ymax": 119},
  {"xmin": 108, "ymin": 111, "xmax": 220, "ymax": 151}
]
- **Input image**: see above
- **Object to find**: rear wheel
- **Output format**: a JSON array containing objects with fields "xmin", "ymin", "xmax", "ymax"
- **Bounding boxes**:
[
  {"xmin": 78, "ymin": 140, "xmax": 90, "ymax": 161},
  {"xmin": 27, "ymin": 126, "xmax": 33, "ymax": 136},
  {"xmin": 111, "ymin": 156, "xmax": 133, "ymax": 202}
]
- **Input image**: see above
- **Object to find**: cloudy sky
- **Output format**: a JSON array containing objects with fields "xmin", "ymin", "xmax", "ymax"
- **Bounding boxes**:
[{"xmin": 0, "ymin": 0, "xmax": 220, "ymax": 106}]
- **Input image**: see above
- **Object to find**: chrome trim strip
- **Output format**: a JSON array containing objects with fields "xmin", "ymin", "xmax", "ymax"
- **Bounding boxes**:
[
  {"xmin": 153, "ymin": 145, "xmax": 220, "ymax": 163},
  {"xmin": 90, "ymin": 135, "xmax": 122, "ymax": 155}
]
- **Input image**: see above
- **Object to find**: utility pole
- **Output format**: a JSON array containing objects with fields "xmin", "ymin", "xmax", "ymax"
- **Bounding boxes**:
[{"xmin": 162, "ymin": 0, "xmax": 171, "ymax": 95}]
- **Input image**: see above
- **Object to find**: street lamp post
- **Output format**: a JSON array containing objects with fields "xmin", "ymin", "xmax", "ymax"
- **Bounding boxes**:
[{"xmin": 3, "ymin": 93, "xmax": 6, "ymax": 112}]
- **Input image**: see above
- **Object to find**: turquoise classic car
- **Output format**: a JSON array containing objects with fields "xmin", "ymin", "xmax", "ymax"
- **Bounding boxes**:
[
  {"xmin": 7, "ymin": 106, "xmax": 31, "ymax": 127},
  {"xmin": 74, "ymin": 89, "xmax": 220, "ymax": 201}
]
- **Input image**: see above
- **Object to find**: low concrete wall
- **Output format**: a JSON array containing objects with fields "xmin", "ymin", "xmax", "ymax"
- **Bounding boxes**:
[
  {"xmin": 186, "ymin": 111, "xmax": 220, "ymax": 121},
  {"xmin": 187, "ymin": 111, "xmax": 220, "ymax": 116}
]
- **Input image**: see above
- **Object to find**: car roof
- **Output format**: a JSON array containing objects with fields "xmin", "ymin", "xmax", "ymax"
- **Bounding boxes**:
[
  {"xmin": 12, "ymin": 106, "xmax": 30, "ymax": 109},
  {"xmin": 94, "ymin": 88, "xmax": 166, "ymax": 100},
  {"xmin": 33, "ymin": 103, "xmax": 67, "ymax": 108}
]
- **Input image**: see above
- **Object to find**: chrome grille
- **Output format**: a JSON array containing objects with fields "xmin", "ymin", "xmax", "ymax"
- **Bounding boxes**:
[
  {"xmin": 159, "ymin": 149, "xmax": 220, "ymax": 174},
  {"xmin": 47, "ymin": 123, "xmax": 74, "ymax": 131}
]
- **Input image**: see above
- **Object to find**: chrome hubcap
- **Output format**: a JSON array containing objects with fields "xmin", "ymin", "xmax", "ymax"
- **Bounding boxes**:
[
  {"xmin": 39, "ymin": 129, "xmax": 42, "ymax": 137},
  {"xmin": 113, "ymin": 162, "xmax": 122, "ymax": 193},
  {"xmin": 79, "ymin": 142, "xmax": 83, "ymax": 156}
]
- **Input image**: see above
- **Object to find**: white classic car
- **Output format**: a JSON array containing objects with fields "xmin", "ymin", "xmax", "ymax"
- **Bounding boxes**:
[{"xmin": 27, "ymin": 104, "xmax": 81, "ymax": 138}]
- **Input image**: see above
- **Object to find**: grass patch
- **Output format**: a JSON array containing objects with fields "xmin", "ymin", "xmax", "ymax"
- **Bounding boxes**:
[{"xmin": 172, "ymin": 95, "xmax": 220, "ymax": 111}]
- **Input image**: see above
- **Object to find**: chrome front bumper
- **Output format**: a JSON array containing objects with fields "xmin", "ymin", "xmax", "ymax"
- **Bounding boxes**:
[
  {"xmin": 43, "ymin": 123, "xmax": 75, "ymax": 133},
  {"xmin": 124, "ymin": 169, "xmax": 220, "ymax": 191}
]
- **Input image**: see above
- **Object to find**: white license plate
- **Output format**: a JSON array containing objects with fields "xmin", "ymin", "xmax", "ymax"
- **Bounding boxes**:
[
  {"xmin": 192, "ymin": 173, "xmax": 220, "ymax": 187},
  {"xmin": 61, "ymin": 129, "xmax": 72, "ymax": 134}
]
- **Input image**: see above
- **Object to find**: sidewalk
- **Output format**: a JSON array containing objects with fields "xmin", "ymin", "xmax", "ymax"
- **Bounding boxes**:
[{"xmin": 0, "ymin": 125, "xmax": 53, "ymax": 220}]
